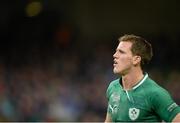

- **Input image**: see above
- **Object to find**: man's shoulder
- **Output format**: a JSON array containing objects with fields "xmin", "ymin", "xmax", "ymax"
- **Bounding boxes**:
[
  {"xmin": 144, "ymin": 77, "xmax": 157, "ymax": 87},
  {"xmin": 108, "ymin": 78, "xmax": 120, "ymax": 89},
  {"xmin": 110, "ymin": 78, "xmax": 119, "ymax": 85},
  {"xmin": 106, "ymin": 78, "xmax": 120, "ymax": 97},
  {"xmin": 144, "ymin": 77, "xmax": 169, "ymax": 95}
]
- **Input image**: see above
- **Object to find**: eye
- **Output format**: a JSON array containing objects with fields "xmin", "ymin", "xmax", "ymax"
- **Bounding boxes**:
[{"xmin": 118, "ymin": 49, "xmax": 125, "ymax": 54}]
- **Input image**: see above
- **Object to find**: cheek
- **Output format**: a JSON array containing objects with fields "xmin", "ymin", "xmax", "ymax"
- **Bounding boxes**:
[
  {"xmin": 120, "ymin": 56, "xmax": 131, "ymax": 62},
  {"xmin": 119, "ymin": 57, "xmax": 132, "ymax": 66}
]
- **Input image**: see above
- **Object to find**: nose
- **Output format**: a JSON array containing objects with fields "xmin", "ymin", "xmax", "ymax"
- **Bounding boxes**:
[{"xmin": 113, "ymin": 51, "xmax": 117, "ymax": 58}]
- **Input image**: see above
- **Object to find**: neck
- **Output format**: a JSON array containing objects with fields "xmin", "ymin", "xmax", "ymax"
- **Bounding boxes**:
[{"xmin": 121, "ymin": 68, "xmax": 144, "ymax": 90}]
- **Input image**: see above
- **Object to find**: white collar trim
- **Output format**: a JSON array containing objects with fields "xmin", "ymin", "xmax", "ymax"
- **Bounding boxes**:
[{"xmin": 133, "ymin": 73, "xmax": 148, "ymax": 90}]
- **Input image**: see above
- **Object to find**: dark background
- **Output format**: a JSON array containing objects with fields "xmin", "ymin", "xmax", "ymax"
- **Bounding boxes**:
[{"xmin": 0, "ymin": 0, "xmax": 179, "ymax": 121}]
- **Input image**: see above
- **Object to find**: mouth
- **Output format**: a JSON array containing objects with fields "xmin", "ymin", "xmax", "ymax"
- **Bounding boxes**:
[{"xmin": 113, "ymin": 60, "xmax": 117, "ymax": 66}]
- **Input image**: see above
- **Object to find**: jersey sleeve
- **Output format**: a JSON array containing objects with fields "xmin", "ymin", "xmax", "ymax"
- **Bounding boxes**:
[
  {"xmin": 150, "ymin": 87, "xmax": 180, "ymax": 122},
  {"xmin": 106, "ymin": 80, "xmax": 118, "ymax": 115},
  {"xmin": 106, "ymin": 82, "xmax": 113, "ymax": 114},
  {"xmin": 106, "ymin": 80, "xmax": 116, "ymax": 101}
]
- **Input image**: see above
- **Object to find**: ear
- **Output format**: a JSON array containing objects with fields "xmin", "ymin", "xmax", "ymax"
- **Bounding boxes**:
[{"xmin": 132, "ymin": 55, "xmax": 141, "ymax": 65}]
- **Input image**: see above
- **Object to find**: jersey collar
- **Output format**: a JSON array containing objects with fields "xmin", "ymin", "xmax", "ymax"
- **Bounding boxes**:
[{"xmin": 132, "ymin": 73, "xmax": 148, "ymax": 90}]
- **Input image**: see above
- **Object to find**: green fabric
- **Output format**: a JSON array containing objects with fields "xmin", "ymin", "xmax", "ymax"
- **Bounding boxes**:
[{"xmin": 106, "ymin": 74, "xmax": 180, "ymax": 122}]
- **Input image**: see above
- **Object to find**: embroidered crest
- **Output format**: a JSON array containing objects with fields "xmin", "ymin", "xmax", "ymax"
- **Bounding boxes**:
[{"xmin": 129, "ymin": 108, "xmax": 140, "ymax": 120}]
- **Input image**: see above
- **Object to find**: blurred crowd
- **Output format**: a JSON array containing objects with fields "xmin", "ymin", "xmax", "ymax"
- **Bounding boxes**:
[
  {"xmin": 0, "ymin": 44, "xmax": 179, "ymax": 122},
  {"xmin": 0, "ymin": 44, "xmax": 113, "ymax": 121}
]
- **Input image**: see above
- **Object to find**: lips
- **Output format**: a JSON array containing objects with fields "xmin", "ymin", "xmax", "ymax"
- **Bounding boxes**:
[
  {"xmin": 113, "ymin": 60, "xmax": 117, "ymax": 66},
  {"xmin": 114, "ymin": 59, "xmax": 117, "ymax": 64}
]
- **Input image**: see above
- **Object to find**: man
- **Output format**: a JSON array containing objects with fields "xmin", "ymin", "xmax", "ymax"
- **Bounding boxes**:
[{"xmin": 105, "ymin": 34, "xmax": 180, "ymax": 122}]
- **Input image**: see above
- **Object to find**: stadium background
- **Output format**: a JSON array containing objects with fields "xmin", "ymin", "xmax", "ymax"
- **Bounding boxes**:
[{"xmin": 0, "ymin": 0, "xmax": 180, "ymax": 121}]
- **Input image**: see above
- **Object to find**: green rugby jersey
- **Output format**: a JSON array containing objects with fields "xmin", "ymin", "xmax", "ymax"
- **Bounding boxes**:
[{"xmin": 106, "ymin": 73, "xmax": 180, "ymax": 122}]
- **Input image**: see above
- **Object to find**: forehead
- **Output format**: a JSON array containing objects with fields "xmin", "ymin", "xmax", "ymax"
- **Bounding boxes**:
[{"xmin": 117, "ymin": 41, "xmax": 132, "ymax": 51}]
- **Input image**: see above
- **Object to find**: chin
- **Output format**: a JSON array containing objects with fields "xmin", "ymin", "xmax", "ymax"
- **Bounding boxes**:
[
  {"xmin": 113, "ymin": 68, "xmax": 124, "ymax": 75},
  {"xmin": 113, "ymin": 69, "xmax": 119, "ymax": 74}
]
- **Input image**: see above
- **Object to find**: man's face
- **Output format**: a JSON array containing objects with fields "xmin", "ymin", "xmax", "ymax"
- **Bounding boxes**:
[{"xmin": 113, "ymin": 41, "xmax": 134, "ymax": 75}]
